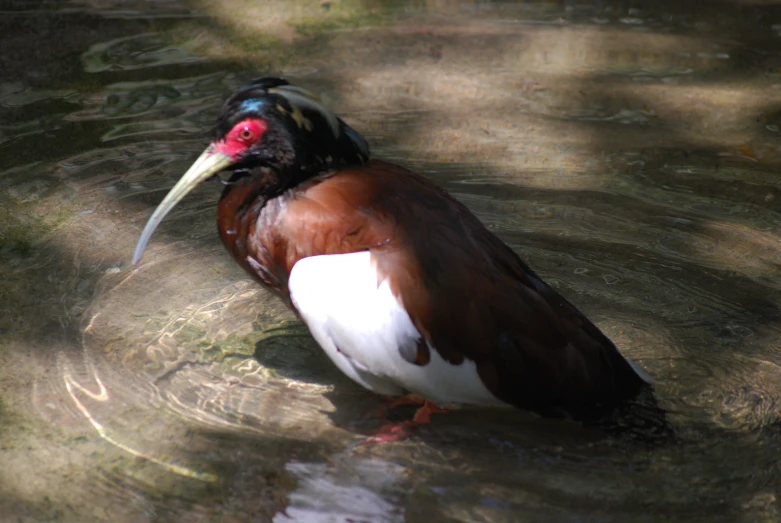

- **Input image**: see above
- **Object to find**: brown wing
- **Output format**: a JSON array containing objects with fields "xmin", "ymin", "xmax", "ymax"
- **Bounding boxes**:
[
  {"xmin": 229, "ymin": 159, "xmax": 646, "ymax": 415},
  {"xmin": 218, "ymin": 166, "xmax": 396, "ymax": 296}
]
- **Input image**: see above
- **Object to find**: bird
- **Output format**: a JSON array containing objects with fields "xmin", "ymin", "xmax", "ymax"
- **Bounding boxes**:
[{"xmin": 132, "ymin": 77, "xmax": 653, "ymax": 436}]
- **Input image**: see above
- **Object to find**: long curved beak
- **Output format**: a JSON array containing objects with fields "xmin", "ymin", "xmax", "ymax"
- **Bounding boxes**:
[{"xmin": 132, "ymin": 149, "xmax": 233, "ymax": 265}]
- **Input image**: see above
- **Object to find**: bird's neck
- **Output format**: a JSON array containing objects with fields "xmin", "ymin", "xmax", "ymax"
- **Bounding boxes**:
[
  {"xmin": 216, "ymin": 168, "xmax": 300, "ymax": 295},
  {"xmin": 216, "ymin": 173, "xmax": 270, "ymax": 264}
]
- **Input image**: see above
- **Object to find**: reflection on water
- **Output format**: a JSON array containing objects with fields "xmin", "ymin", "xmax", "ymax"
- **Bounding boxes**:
[
  {"xmin": 81, "ymin": 32, "xmax": 204, "ymax": 72},
  {"xmin": 280, "ymin": 457, "xmax": 407, "ymax": 522},
  {"xmin": 2, "ymin": 0, "xmax": 781, "ymax": 520}
]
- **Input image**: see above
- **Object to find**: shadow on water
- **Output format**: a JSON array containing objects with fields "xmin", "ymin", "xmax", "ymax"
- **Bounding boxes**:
[{"xmin": 2, "ymin": 0, "xmax": 781, "ymax": 520}]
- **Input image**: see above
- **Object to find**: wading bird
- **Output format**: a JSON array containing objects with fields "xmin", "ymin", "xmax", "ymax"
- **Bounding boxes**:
[{"xmin": 133, "ymin": 78, "xmax": 652, "ymax": 438}]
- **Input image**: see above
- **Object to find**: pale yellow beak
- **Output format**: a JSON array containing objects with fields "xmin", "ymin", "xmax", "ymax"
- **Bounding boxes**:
[{"xmin": 132, "ymin": 149, "xmax": 234, "ymax": 265}]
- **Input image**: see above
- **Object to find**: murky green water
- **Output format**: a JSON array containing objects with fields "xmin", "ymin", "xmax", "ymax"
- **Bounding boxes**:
[{"xmin": 2, "ymin": 0, "xmax": 781, "ymax": 520}]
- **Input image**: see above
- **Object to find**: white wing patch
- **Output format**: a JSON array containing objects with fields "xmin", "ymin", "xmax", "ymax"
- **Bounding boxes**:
[{"xmin": 288, "ymin": 251, "xmax": 508, "ymax": 407}]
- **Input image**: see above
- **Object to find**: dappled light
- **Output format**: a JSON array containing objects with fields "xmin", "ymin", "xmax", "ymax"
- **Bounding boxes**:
[{"xmin": 2, "ymin": 0, "xmax": 781, "ymax": 520}]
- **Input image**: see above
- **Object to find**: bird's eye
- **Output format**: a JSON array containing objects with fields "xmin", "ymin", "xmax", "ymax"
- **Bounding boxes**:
[
  {"xmin": 214, "ymin": 118, "xmax": 268, "ymax": 158},
  {"xmin": 228, "ymin": 118, "xmax": 266, "ymax": 147},
  {"xmin": 238, "ymin": 127, "xmax": 255, "ymax": 143}
]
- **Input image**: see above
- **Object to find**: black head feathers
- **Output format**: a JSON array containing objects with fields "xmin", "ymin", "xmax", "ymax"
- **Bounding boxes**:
[{"xmin": 215, "ymin": 77, "xmax": 370, "ymax": 172}]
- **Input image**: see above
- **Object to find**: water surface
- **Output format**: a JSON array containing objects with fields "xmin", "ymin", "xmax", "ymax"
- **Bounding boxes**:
[{"xmin": 2, "ymin": 0, "xmax": 781, "ymax": 521}]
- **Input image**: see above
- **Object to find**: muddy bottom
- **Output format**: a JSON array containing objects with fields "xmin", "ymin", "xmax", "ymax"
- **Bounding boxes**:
[{"xmin": 1, "ymin": 0, "xmax": 781, "ymax": 521}]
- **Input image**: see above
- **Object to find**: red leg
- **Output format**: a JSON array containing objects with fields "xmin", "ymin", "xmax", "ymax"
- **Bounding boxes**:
[
  {"xmin": 411, "ymin": 400, "xmax": 449, "ymax": 424},
  {"xmin": 364, "ymin": 399, "xmax": 449, "ymax": 443},
  {"xmin": 362, "ymin": 393, "xmax": 427, "ymax": 421}
]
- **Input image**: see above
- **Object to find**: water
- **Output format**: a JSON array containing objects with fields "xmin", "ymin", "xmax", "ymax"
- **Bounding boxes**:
[{"xmin": 2, "ymin": 0, "xmax": 781, "ymax": 520}]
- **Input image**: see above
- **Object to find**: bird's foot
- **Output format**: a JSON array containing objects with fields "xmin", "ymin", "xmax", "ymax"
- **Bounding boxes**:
[
  {"xmin": 362, "ymin": 400, "xmax": 449, "ymax": 444},
  {"xmin": 363, "ymin": 421, "xmax": 414, "ymax": 444}
]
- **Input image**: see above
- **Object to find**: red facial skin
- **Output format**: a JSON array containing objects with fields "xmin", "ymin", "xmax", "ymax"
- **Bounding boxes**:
[{"xmin": 212, "ymin": 118, "xmax": 267, "ymax": 159}]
